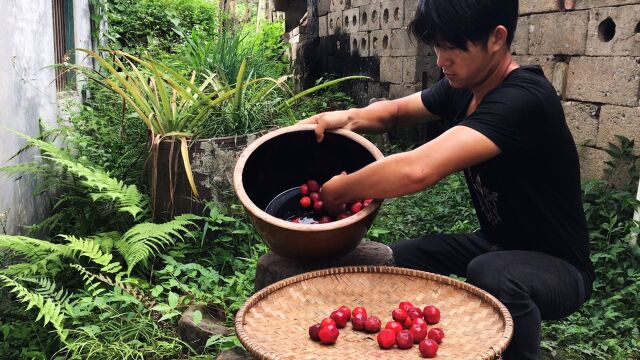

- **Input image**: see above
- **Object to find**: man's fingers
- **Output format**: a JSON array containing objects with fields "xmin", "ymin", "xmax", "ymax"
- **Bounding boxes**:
[{"xmin": 314, "ymin": 118, "xmax": 327, "ymax": 143}]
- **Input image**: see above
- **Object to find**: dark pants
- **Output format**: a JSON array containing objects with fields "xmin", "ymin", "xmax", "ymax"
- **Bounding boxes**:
[{"xmin": 390, "ymin": 232, "xmax": 589, "ymax": 360}]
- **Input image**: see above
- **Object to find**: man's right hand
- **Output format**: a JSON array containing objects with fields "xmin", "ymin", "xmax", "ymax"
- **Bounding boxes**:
[{"xmin": 297, "ymin": 109, "xmax": 355, "ymax": 143}]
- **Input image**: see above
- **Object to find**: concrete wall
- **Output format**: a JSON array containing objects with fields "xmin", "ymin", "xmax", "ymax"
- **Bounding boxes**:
[
  {"xmin": 0, "ymin": 0, "xmax": 92, "ymax": 235},
  {"xmin": 293, "ymin": 0, "xmax": 640, "ymax": 180},
  {"xmin": 514, "ymin": 0, "xmax": 640, "ymax": 180}
]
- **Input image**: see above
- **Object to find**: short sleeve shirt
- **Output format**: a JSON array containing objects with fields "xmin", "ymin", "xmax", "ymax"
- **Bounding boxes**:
[{"xmin": 421, "ymin": 65, "xmax": 594, "ymax": 283}]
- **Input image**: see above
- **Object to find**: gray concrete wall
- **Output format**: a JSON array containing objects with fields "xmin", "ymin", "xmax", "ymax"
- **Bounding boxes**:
[
  {"xmin": 299, "ymin": 0, "xmax": 640, "ymax": 180},
  {"xmin": 515, "ymin": 0, "xmax": 640, "ymax": 180},
  {"xmin": 0, "ymin": 0, "xmax": 92, "ymax": 235}
]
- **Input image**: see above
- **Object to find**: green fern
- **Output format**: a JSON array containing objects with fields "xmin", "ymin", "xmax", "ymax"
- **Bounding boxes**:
[
  {"xmin": 0, "ymin": 161, "xmax": 52, "ymax": 178},
  {"xmin": 22, "ymin": 277, "xmax": 74, "ymax": 306},
  {"xmin": 70, "ymin": 264, "xmax": 148, "ymax": 305},
  {"xmin": 0, "ymin": 275, "xmax": 69, "ymax": 342},
  {"xmin": 10, "ymin": 131, "xmax": 147, "ymax": 220},
  {"xmin": 70, "ymin": 264, "xmax": 109, "ymax": 298},
  {"xmin": 0, "ymin": 235, "xmax": 72, "ymax": 263},
  {"xmin": 61, "ymin": 235, "xmax": 123, "ymax": 274},
  {"xmin": 0, "ymin": 253, "xmax": 65, "ymax": 277},
  {"xmin": 116, "ymin": 214, "xmax": 199, "ymax": 273}
]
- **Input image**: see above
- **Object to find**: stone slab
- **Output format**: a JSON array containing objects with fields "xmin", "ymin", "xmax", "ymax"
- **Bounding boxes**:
[
  {"xmin": 178, "ymin": 305, "xmax": 234, "ymax": 354},
  {"xmin": 403, "ymin": 0, "xmax": 419, "ymax": 26},
  {"xmin": 512, "ymin": 55, "xmax": 557, "ymax": 81},
  {"xmin": 566, "ymin": 56, "xmax": 640, "ymax": 107},
  {"xmin": 351, "ymin": 0, "xmax": 370, "ymax": 7},
  {"xmin": 577, "ymin": 145, "xmax": 608, "ymax": 180},
  {"xmin": 574, "ymin": 0, "xmax": 640, "ymax": 10},
  {"xmin": 367, "ymin": 81, "xmax": 391, "ymax": 100},
  {"xmin": 529, "ymin": 11, "xmax": 589, "ymax": 55},
  {"xmin": 597, "ymin": 105, "xmax": 640, "ymax": 154},
  {"xmin": 318, "ymin": 15, "xmax": 328, "ymax": 37},
  {"xmin": 511, "ymin": 15, "xmax": 529, "ymax": 55},
  {"xmin": 216, "ymin": 348, "xmax": 256, "ymax": 359},
  {"xmin": 562, "ymin": 101, "xmax": 599, "ymax": 146},
  {"xmin": 358, "ymin": 56, "xmax": 382, "ymax": 80},
  {"xmin": 318, "ymin": 0, "xmax": 330, "ymax": 16},
  {"xmin": 402, "ymin": 55, "xmax": 440, "ymax": 86},
  {"xmin": 390, "ymin": 27, "xmax": 431, "ymax": 56},
  {"xmin": 586, "ymin": 5, "xmax": 640, "ymax": 56},
  {"xmin": 380, "ymin": 56, "xmax": 403, "ymax": 83},
  {"xmin": 390, "ymin": 82, "xmax": 422, "ymax": 99},
  {"xmin": 254, "ymin": 241, "xmax": 394, "ymax": 292},
  {"xmin": 519, "ymin": 0, "xmax": 561, "ymax": 15},
  {"xmin": 380, "ymin": 0, "xmax": 404, "ymax": 30}
]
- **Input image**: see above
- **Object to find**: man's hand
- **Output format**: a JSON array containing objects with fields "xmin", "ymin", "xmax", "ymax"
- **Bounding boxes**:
[
  {"xmin": 320, "ymin": 171, "xmax": 348, "ymax": 216},
  {"xmin": 297, "ymin": 110, "xmax": 354, "ymax": 142}
]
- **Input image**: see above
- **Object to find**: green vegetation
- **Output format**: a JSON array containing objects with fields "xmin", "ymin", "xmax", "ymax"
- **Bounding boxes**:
[{"xmin": 1, "ymin": 0, "xmax": 638, "ymax": 359}]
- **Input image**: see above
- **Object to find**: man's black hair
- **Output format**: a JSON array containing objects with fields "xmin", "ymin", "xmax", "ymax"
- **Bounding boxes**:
[{"xmin": 408, "ymin": 0, "xmax": 519, "ymax": 51}]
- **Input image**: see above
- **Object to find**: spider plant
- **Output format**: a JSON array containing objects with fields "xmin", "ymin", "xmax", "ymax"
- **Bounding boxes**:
[{"xmin": 64, "ymin": 48, "xmax": 367, "ymax": 215}]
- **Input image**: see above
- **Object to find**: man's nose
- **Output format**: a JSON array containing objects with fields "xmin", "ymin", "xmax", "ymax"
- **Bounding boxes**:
[{"xmin": 436, "ymin": 51, "xmax": 450, "ymax": 68}]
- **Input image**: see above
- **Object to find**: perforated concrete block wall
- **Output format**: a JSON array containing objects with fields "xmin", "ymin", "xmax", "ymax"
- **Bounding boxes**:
[
  {"xmin": 360, "ymin": 3, "xmax": 381, "ymax": 31},
  {"xmin": 380, "ymin": 0, "xmax": 404, "ymax": 30},
  {"xmin": 295, "ymin": 0, "xmax": 640, "ymax": 179},
  {"xmin": 343, "ymin": 7, "xmax": 361, "ymax": 33}
]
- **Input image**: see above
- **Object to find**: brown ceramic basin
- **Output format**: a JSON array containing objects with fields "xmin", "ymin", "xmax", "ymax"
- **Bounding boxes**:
[{"xmin": 233, "ymin": 124, "xmax": 385, "ymax": 261}]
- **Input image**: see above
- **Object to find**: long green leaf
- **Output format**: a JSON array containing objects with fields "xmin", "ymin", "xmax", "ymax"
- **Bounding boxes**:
[{"xmin": 280, "ymin": 75, "xmax": 371, "ymax": 109}]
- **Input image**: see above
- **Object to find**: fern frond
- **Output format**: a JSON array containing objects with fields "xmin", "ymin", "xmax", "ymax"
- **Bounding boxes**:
[
  {"xmin": 0, "ymin": 235, "xmax": 72, "ymax": 263},
  {"xmin": 70, "ymin": 264, "xmax": 108, "ymax": 297},
  {"xmin": 11, "ymin": 131, "xmax": 148, "ymax": 220},
  {"xmin": 0, "ymin": 162, "xmax": 52, "ymax": 178},
  {"xmin": 70, "ymin": 264, "xmax": 148, "ymax": 305},
  {"xmin": 115, "ymin": 214, "xmax": 198, "ymax": 273},
  {"xmin": 89, "ymin": 231, "xmax": 120, "ymax": 254},
  {"xmin": 0, "ymin": 275, "xmax": 69, "ymax": 342},
  {"xmin": 0, "ymin": 253, "xmax": 65, "ymax": 277},
  {"xmin": 22, "ymin": 276, "xmax": 74, "ymax": 306},
  {"xmin": 61, "ymin": 235, "xmax": 123, "ymax": 274}
]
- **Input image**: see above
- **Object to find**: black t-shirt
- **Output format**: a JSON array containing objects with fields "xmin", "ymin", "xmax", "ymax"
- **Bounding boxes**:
[{"xmin": 421, "ymin": 65, "xmax": 594, "ymax": 287}]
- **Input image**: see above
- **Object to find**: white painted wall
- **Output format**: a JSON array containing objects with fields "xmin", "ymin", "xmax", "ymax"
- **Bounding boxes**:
[{"xmin": 0, "ymin": 1, "xmax": 92, "ymax": 235}]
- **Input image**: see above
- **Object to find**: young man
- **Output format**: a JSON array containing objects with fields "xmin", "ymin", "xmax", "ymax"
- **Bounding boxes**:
[{"xmin": 298, "ymin": 0, "xmax": 594, "ymax": 358}]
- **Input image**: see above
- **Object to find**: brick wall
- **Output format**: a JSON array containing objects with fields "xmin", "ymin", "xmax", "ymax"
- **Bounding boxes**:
[{"xmin": 294, "ymin": 0, "xmax": 640, "ymax": 179}]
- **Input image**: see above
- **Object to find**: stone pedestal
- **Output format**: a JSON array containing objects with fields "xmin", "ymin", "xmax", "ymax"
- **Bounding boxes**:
[{"xmin": 254, "ymin": 241, "xmax": 394, "ymax": 292}]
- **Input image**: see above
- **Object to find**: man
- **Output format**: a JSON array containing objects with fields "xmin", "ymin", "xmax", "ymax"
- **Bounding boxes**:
[{"xmin": 298, "ymin": 0, "xmax": 594, "ymax": 358}]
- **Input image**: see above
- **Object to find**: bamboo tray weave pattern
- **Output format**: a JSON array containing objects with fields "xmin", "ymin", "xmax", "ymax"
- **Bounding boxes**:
[{"xmin": 236, "ymin": 266, "xmax": 513, "ymax": 360}]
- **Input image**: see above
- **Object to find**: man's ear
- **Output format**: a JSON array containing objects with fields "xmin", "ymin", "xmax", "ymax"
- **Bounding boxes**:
[{"xmin": 489, "ymin": 25, "xmax": 509, "ymax": 52}]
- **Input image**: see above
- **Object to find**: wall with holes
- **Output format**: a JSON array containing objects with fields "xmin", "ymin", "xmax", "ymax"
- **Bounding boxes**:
[
  {"xmin": 513, "ymin": 0, "xmax": 640, "ymax": 180},
  {"xmin": 298, "ymin": 0, "xmax": 640, "ymax": 179},
  {"xmin": 314, "ymin": 0, "xmax": 439, "ymax": 104}
]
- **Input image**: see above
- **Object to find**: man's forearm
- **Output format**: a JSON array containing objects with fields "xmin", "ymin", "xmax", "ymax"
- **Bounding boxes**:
[
  {"xmin": 347, "ymin": 100, "xmax": 398, "ymax": 134},
  {"xmin": 322, "ymin": 151, "xmax": 436, "ymax": 207}
]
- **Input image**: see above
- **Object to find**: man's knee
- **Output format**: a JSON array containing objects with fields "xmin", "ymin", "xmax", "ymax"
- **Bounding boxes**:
[
  {"xmin": 467, "ymin": 253, "xmax": 535, "ymax": 311},
  {"xmin": 466, "ymin": 253, "xmax": 503, "ymax": 294}
]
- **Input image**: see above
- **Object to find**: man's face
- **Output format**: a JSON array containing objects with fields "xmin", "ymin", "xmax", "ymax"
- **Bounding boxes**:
[{"xmin": 434, "ymin": 41, "xmax": 493, "ymax": 90}]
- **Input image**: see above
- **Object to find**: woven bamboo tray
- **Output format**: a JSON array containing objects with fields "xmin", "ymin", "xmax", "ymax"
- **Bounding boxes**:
[{"xmin": 236, "ymin": 266, "xmax": 513, "ymax": 360}]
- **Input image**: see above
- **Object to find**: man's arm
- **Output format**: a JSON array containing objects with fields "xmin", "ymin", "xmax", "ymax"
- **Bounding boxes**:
[
  {"xmin": 299, "ymin": 92, "xmax": 440, "ymax": 142},
  {"xmin": 320, "ymin": 125, "xmax": 501, "ymax": 209}
]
